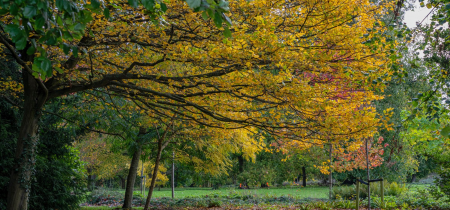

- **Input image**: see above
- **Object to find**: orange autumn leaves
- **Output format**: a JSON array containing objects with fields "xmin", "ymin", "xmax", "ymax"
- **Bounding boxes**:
[{"xmin": 318, "ymin": 137, "xmax": 387, "ymax": 175}]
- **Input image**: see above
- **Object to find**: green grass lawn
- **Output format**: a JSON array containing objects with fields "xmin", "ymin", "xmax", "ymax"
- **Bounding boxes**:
[
  {"xmin": 91, "ymin": 183, "xmax": 427, "ymax": 200},
  {"xmin": 81, "ymin": 186, "xmax": 328, "ymax": 209},
  {"xmin": 110, "ymin": 186, "xmax": 329, "ymax": 199},
  {"xmin": 81, "ymin": 184, "xmax": 431, "ymax": 209},
  {"xmin": 406, "ymin": 183, "xmax": 428, "ymax": 191}
]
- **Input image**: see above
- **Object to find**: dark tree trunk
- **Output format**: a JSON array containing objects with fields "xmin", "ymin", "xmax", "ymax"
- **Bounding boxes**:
[
  {"xmin": 119, "ymin": 176, "xmax": 126, "ymax": 189},
  {"xmin": 411, "ymin": 174, "xmax": 416, "ymax": 183},
  {"xmin": 122, "ymin": 145, "xmax": 142, "ymax": 208},
  {"xmin": 144, "ymin": 140, "xmax": 164, "ymax": 210},
  {"xmin": 238, "ymin": 155, "xmax": 244, "ymax": 173},
  {"xmin": 7, "ymin": 70, "xmax": 46, "ymax": 210},
  {"xmin": 87, "ymin": 168, "xmax": 96, "ymax": 191},
  {"xmin": 302, "ymin": 166, "xmax": 306, "ymax": 187}
]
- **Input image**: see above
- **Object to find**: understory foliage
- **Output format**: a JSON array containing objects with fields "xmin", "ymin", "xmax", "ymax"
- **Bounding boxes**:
[
  {"xmin": 404, "ymin": 0, "xmax": 450, "ymax": 198},
  {"xmin": 331, "ymin": 180, "xmax": 407, "ymax": 200},
  {"xmin": 82, "ymin": 186, "xmax": 450, "ymax": 210},
  {"xmin": 0, "ymin": 98, "xmax": 87, "ymax": 210}
]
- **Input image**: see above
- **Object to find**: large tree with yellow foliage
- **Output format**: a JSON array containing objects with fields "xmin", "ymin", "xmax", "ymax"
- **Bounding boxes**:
[{"xmin": 1, "ymin": 0, "xmax": 396, "ymax": 209}]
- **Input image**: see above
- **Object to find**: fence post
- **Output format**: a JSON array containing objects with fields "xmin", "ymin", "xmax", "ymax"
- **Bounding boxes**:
[
  {"xmin": 356, "ymin": 179, "xmax": 360, "ymax": 210},
  {"xmin": 381, "ymin": 179, "xmax": 384, "ymax": 208}
]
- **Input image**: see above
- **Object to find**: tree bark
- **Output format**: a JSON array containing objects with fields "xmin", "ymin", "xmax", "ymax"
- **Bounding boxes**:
[
  {"xmin": 119, "ymin": 176, "xmax": 126, "ymax": 189},
  {"xmin": 302, "ymin": 166, "xmax": 306, "ymax": 187},
  {"xmin": 7, "ymin": 70, "xmax": 46, "ymax": 210},
  {"xmin": 122, "ymin": 145, "xmax": 142, "ymax": 209},
  {"xmin": 411, "ymin": 174, "xmax": 416, "ymax": 183},
  {"xmin": 87, "ymin": 168, "xmax": 95, "ymax": 191},
  {"xmin": 143, "ymin": 140, "xmax": 163, "ymax": 210},
  {"xmin": 237, "ymin": 155, "xmax": 244, "ymax": 173}
]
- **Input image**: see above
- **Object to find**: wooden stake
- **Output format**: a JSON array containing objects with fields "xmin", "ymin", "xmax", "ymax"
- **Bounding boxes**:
[
  {"xmin": 381, "ymin": 178, "xmax": 384, "ymax": 208},
  {"xmin": 366, "ymin": 138, "xmax": 371, "ymax": 210},
  {"xmin": 329, "ymin": 144, "xmax": 333, "ymax": 200},
  {"xmin": 172, "ymin": 150, "xmax": 175, "ymax": 199},
  {"xmin": 356, "ymin": 178, "xmax": 360, "ymax": 210}
]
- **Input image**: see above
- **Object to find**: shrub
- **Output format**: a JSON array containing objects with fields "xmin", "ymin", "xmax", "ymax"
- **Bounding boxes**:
[
  {"xmin": 208, "ymin": 199, "xmax": 223, "ymax": 207},
  {"xmin": 371, "ymin": 196, "xmax": 397, "ymax": 209},
  {"xmin": 332, "ymin": 181, "xmax": 407, "ymax": 200},
  {"xmin": 311, "ymin": 201, "xmax": 333, "ymax": 210},
  {"xmin": 197, "ymin": 200, "xmax": 208, "ymax": 207},
  {"xmin": 332, "ymin": 200, "xmax": 356, "ymax": 209},
  {"xmin": 435, "ymin": 167, "xmax": 450, "ymax": 198},
  {"xmin": 86, "ymin": 188, "xmax": 140, "ymax": 206},
  {"xmin": 332, "ymin": 185, "xmax": 356, "ymax": 200}
]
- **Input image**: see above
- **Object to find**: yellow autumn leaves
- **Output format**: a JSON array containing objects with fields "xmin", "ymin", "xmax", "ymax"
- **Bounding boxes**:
[{"xmin": 40, "ymin": 0, "xmax": 397, "ymax": 168}]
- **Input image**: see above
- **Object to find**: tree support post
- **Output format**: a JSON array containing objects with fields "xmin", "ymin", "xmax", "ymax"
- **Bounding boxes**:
[
  {"xmin": 381, "ymin": 178, "xmax": 384, "ymax": 208},
  {"xmin": 356, "ymin": 178, "xmax": 360, "ymax": 210},
  {"xmin": 365, "ymin": 138, "xmax": 371, "ymax": 210},
  {"xmin": 172, "ymin": 150, "xmax": 175, "ymax": 199},
  {"xmin": 329, "ymin": 144, "xmax": 333, "ymax": 200}
]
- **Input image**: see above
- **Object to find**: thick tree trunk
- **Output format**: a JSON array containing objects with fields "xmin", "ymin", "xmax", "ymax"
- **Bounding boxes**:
[
  {"xmin": 7, "ymin": 70, "xmax": 46, "ymax": 210},
  {"xmin": 144, "ymin": 140, "xmax": 163, "ymax": 210},
  {"xmin": 302, "ymin": 166, "xmax": 306, "ymax": 187},
  {"xmin": 122, "ymin": 145, "xmax": 142, "ymax": 209}
]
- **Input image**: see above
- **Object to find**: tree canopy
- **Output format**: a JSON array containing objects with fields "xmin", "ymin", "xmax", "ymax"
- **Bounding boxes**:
[{"xmin": 0, "ymin": 0, "xmax": 397, "ymax": 209}]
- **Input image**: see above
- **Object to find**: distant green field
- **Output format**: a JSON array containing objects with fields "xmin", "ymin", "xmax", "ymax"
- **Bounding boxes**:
[
  {"xmin": 81, "ymin": 184, "xmax": 429, "ymax": 209},
  {"xmin": 112, "ymin": 186, "xmax": 329, "ymax": 199},
  {"xmin": 93, "ymin": 183, "xmax": 426, "ymax": 200}
]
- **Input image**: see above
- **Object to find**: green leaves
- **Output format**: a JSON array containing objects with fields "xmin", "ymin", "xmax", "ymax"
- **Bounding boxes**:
[
  {"xmin": 15, "ymin": 38, "xmax": 27, "ymax": 50},
  {"xmin": 34, "ymin": 15, "xmax": 45, "ymax": 30},
  {"xmin": 26, "ymin": 46, "xmax": 36, "ymax": 55},
  {"xmin": 160, "ymin": 3, "xmax": 167, "ymax": 12},
  {"xmin": 41, "ymin": 58, "xmax": 52, "ymax": 76},
  {"xmin": 10, "ymin": 3, "xmax": 19, "ymax": 15},
  {"xmin": 128, "ymin": 0, "xmax": 139, "ymax": 8},
  {"xmin": 62, "ymin": 43, "xmax": 71, "ymax": 55},
  {"xmin": 5, "ymin": 24, "xmax": 28, "ymax": 50},
  {"xmin": 142, "ymin": 0, "xmax": 155, "ymax": 10},
  {"xmin": 446, "ymin": 3, "xmax": 450, "ymax": 10},
  {"xmin": 103, "ymin": 8, "xmax": 110, "ymax": 19},
  {"xmin": 441, "ymin": 125, "xmax": 450, "ymax": 137},
  {"xmin": 5, "ymin": 25, "xmax": 22, "ymax": 40},
  {"xmin": 23, "ymin": 5, "xmax": 37, "ymax": 19},
  {"xmin": 91, "ymin": 0, "xmax": 100, "ymax": 9},
  {"xmin": 186, "ymin": 0, "xmax": 201, "ymax": 9},
  {"xmin": 214, "ymin": 11, "xmax": 223, "ymax": 28},
  {"xmin": 74, "ymin": 23, "xmax": 86, "ymax": 32},
  {"xmin": 32, "ymin": 56, "xmax": 53, "ymax": 78},
  {"xmin": 3, "ymin": 0, "xmax": 235, "ymax": 81},
  {"xmin": 223, "ymin": 26, "xmax": 231, "ymax": 38},
  {"xmin": 218, "ymin": 0, "xmax": 229, "ymax": 11}
]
